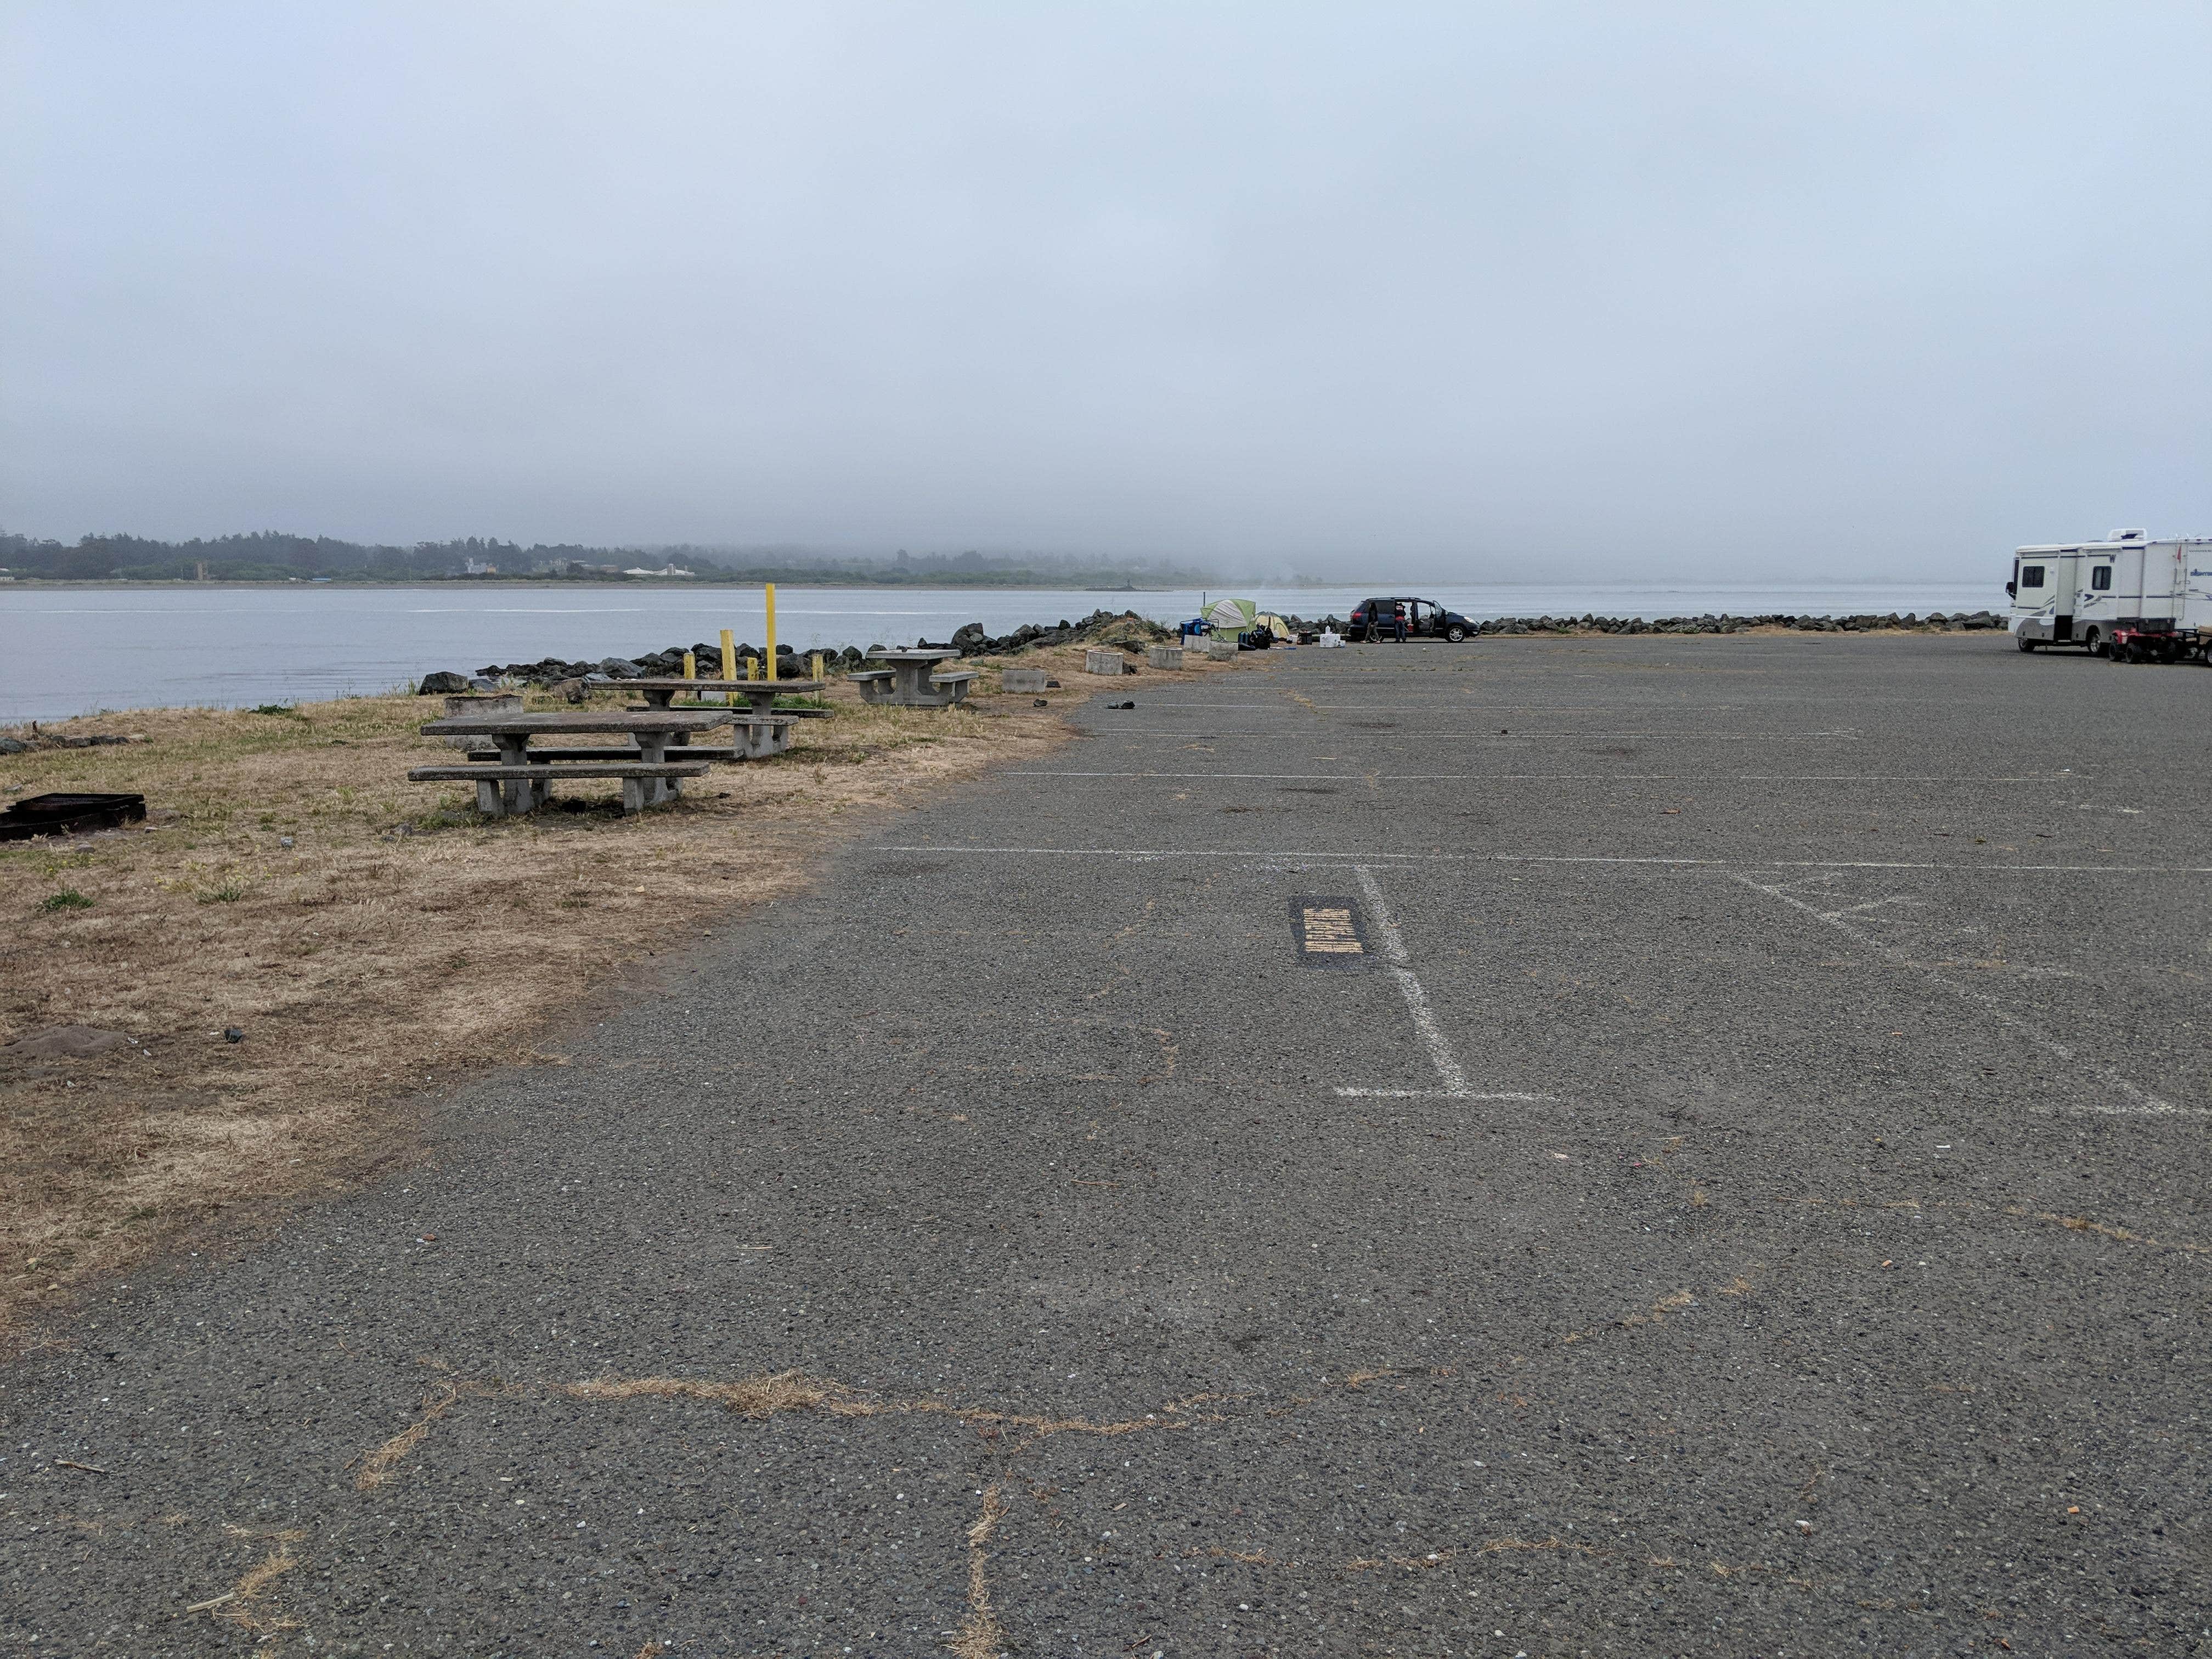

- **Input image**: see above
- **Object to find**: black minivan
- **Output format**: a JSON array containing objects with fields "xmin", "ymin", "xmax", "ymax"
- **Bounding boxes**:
[{"xmin": 1347, "ymin": 597, "xmax": 1480, "ymax": 642}]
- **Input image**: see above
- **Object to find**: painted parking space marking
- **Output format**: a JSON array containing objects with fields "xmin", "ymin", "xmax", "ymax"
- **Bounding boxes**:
[
  {"xmin": 1734, "ymin": 871, "xmax": 2204, "ymax": 1118},
  {"xmin": 1013, "ymin": 771, "xmax": 2066, "ymax": 783},
  {"xmin": 1138, "ymin": 702, "xmax": 1969, "ymax": 716},
  {"xmin": 1332, "ymin": 865, "xmax": 1555, "ymax": 1104},
  {"xmin": 883, "ymin": 844, "xmax": 2212, "ymax": 876},
  {"xmin": 1290, "ymin": 896, "xmax": 1370, "ymax": 969},
  {"xmin": 1091, "ymin": 729, "xmax": 1865, "ymax": 741}
]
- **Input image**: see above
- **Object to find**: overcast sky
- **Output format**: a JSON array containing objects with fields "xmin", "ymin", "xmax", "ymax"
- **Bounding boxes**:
[{"xmin": 4, "ymin": 3, "xmax": 2207, "ymax": 579}]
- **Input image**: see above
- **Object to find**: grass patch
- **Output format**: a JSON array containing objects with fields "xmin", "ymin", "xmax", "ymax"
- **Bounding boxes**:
[{"xmin": 0, "ymin": 633, "xmax": 1248, "ymax": 1342}]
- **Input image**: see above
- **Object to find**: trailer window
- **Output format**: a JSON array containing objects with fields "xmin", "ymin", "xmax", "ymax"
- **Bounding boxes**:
[
  {"xmin": 2090, "ymin": 565, "xmax": 2113, "ymax": 590},
  {"xmin": 2019, "ymin": 565, "xmax": 2046, "ymax": 589}
]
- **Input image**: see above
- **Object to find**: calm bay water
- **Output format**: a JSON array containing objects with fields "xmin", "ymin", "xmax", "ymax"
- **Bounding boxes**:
[{"xmin": 0, "ymin": 580, "xmax": 2002, "ymax": 721}]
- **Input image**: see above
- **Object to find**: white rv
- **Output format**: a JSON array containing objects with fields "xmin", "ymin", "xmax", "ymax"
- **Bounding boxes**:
[{"xmin": 2008, "ymin": 530, "xmax": 2212, "ymax": 661}]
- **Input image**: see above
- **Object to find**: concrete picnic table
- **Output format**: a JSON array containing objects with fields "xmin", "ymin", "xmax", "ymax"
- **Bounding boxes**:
[
  {"xmin": 413, "ymin": 709, "xmax": 732, "ymax": 816},
  {"xmin": 851, "ymin": 648, "xmax": 979, "ymax": 709},
  {"xmin": 625, "ymin": 678, "xmax": 830, "ymax": 718}
]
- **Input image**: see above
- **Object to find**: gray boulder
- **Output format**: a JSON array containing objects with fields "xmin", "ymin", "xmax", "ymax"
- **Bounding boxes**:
[{"xmin": 417, "ymin": 670, "xmax": 470, "ymax": 695}]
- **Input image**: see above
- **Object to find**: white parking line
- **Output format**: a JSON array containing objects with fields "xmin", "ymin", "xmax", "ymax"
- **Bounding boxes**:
[
  {"xmin": 1116, "ymin": 702, "xmax": 1783, "ymax": 712},
  {"xmin": 1010, "ymin": 771, "xmax": 2063, "ymax": 783},
  {"xmin": 1094, "ymin": 730, "xmax": 1864, "ymax": 741},
  {"xmin": 1735, "ymin": 873, "xmax": 2203, "ymax": 1118},
  {"xmin": 881, "ymin": 845, "xmax": 2212, "ymax": 876},
  {"xmin": 1124, "ymin": 703, "xmax": 1955, "ymax": 716},
  {"xmin": 1332, "ymin": 865, "xmax": 1554, "ymax": 1104}
]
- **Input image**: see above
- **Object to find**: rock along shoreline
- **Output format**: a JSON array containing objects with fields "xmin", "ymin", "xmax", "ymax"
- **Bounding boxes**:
[{"xmin": 424, "ymin": 605, "xmax": 2009, "ymax": 690}]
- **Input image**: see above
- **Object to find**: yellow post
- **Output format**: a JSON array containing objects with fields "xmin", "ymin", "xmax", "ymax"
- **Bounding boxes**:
[
  {"xmin": 746, "ymin": 656, "xmax": 758, "ymax": 681},
  {"xmin": 810, "ymin": 651, "xmax": 823, "ymax": 683},
  {"xmin": 764, "ymin": 583, "xmax": 778, "ymax": 681},
  {"xmin": 719, "ymin": 629, "xmax": 736, "ymax": 681},
  {"xmin": 682, "ymin": 650, "xmax": 695, "ymax": 680}
]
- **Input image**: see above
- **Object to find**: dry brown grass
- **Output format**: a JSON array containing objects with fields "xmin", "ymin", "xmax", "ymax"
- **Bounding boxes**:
[
  {"xmin": 352, "ymin": 1365, "xmax": 1241, "ymax": 1488},
  {"xmin": 189, "ymin": 1527, "xmax": 307, "ymax": 1633},
  {"xmin": 354, "ymin": 1376, "xmax": 504, "ymax": 1489},
  {"xmin": 0, "ymin": 642, "xmax": 1249, "ymax": 1344},
  {"xmin": 561, "ymin": 1368, "xmax": 878, "ymax": 1419},
  {"xmin": 215, "ymin": 1539, "xmax": 304, "ymax": 1633},
  {"xmin": 950, "ymin": 1484, "xmax": 1011, "ymax": 1659}
]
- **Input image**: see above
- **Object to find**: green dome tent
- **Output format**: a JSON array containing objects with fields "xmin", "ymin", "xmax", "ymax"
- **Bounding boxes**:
[{"xmin": 1203, "ymin": 597, "xmax": 1259, "ymax": 637}]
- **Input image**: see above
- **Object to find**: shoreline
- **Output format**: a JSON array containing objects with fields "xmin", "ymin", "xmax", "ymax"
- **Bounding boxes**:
[
  {"xmin": 0, "ymin": 577, "xmax": 1210, "ymax": 592},
  {"xmin": 456, "ymin": 607, "xmax": 2012, "ymax": 690},
  {"xmin": 0, "ymin": 610, "xmax": 2020, "ymax": 726}
]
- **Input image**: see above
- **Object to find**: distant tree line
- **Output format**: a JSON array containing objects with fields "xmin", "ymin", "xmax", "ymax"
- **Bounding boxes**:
[
  {"xmin": 0, "ymin": 531, "xmax": 577, "ymax": 582},
  {"xmin": 0, "ymin": 529, "xmax": 1218, "ymax": 588}
]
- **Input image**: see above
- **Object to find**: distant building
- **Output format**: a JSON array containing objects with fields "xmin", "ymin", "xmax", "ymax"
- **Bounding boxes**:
[{"xmin": 622, "ymin": 565, "xmax": 695, "ymax": 578}]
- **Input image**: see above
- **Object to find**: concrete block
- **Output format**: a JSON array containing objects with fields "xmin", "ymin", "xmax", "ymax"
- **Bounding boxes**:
[
  {"xmin": 1202, "ymin": 639, "xmax": 1237, "ymax": 662},
  {"xmin": 442, "ymin": 692, "xmax": 523, "ymax": 717},
  {"xmin": 1001, "ymin": 667, "xmax": 1050, "ymax": 692},
  {"xmin": 1146, "ymin": 645, "xmax": 1186, "ymax": 670},
  {"xmin": 443, "ymin": 691, "xmax": 523, "ymax": 748},
  {"xmin": 1084, "ymin": 648, "xmax": 1130, "ymax": 676}
]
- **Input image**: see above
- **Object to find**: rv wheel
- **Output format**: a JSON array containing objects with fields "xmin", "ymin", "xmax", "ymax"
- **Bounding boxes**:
[
  {"xmin": 2017, "ymin": 637, "xmax": 2035, "ymax": 652},
  {"xmin": 2085, "ymin": 629, "xmax": 2104, "ymax": 657}
]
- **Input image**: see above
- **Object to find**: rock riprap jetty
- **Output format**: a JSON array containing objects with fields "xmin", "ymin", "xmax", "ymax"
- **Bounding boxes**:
[
  {"xmin": 420, "ymin": 605, "xmax": 2007, "ymax": 689},
  {"xmin": 442, "ymin": 608, "xmax": 1178, "ymax": 690}
]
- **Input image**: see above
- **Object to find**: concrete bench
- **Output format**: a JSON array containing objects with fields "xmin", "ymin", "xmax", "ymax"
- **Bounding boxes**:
[
  {"xmin": 574, "ymin": 727, "xmax": 795, "ymax": 761},
  {"xmin": 625, "ymin": 701, "xmax": 830, "ymax": 719},
  {"xmin": 851, "ymin": 664, "xmax": 977, "ymax": 708},
  {"xmin": 469, "ymin": 745, "xmax": 746, "ymax": 765},
  {"xmin": 408, "ymin": 761, "xmax": 708, "ymax": 816},
  {"xmin": 927, "ymin": 670, "xmax": 981, "ymax": 708},
  {"xmin": 551, "ymin": 712, "xmax": 795, "ymax": 761}
]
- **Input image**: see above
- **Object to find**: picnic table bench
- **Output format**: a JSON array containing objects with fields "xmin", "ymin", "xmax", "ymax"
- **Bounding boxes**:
[
  {"xmin": 465, "ymin": 712, "xmax": 795, "ymax": 765},
  {"xmin": 625, "ymin": 678, "xmax": 832, "ymax": 721},
  {"xmin": 853, "ymin": 648, "xmax": 978, "ymax": 708},
  {"xmin": 408, "ymin": 760, "xmax": 708, "ymax": 816},
  {"xmin": 411, "ymin": 710, "xmax": 733, "ymax": 815}
]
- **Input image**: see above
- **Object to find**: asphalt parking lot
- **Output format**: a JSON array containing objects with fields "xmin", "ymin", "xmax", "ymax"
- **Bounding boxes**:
[{"xmin": 5, "ymin": 632, "xmax": 2210, "ymax": 1656}]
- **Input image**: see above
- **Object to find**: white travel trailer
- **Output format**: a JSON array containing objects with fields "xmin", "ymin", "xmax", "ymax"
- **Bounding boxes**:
[{"xmin": 2008, "ymin": 530, "xmax": 2212, "ymax": 661}]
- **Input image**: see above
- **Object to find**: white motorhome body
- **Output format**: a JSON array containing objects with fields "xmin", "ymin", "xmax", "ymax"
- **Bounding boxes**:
[{"xmin": 2008, "ymin": 531, "xmax": 2212, "ymax": 652}]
